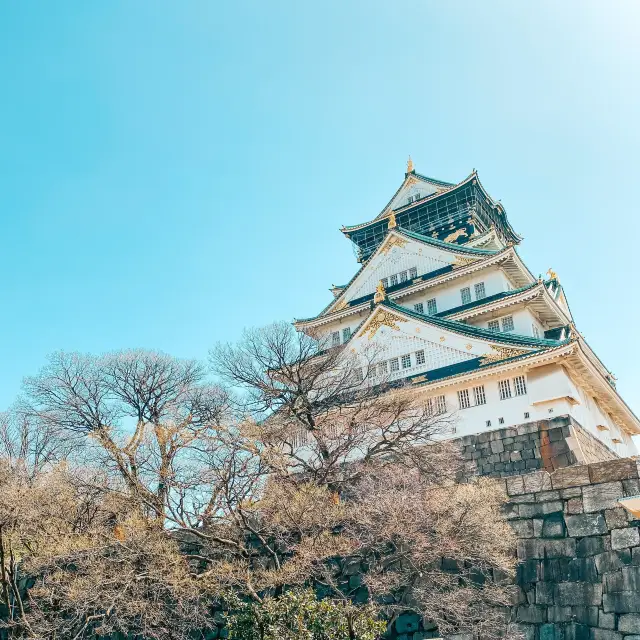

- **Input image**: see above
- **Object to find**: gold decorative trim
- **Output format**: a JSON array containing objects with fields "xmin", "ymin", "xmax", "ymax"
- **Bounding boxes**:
[
  {"xmin": 388, "ymin": 211, "xmax": 397, "ymax": 229},
  {"xmin": 452, "ymin": 256, "xmax": 478, "ymax": 269},
  {"xmin": 412, "ymin": 375, "xmax": 427, "ymax": 384},
  {"xmin": 333, "ymin": 298, "xmax": 348, "ymax": 312},
  {"xmin": 364, "ymin": 309, "xmax": 407, "ymax": 340},
  {"xmin": 444, "ymin": 228, "xmax": 469, "ymax": 243},
  {"xmin": 479, "ymin": 345, "xmax": 531, "ymax": 366},
  {"xmin": 373, "ymin": 281, "xmax": 387, "ymax": 304},
  {"xmin": 380, "ymin": 235, "xmax": 408, "ymax": 255}
]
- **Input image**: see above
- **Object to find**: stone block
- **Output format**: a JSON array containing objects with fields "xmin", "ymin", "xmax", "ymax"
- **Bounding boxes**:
[
  {"xmin": 506, "ymin": 475, "xmax": 525, "ymax": 496},
  {"xmin": 541, "ymin": 557, "xmax": 572, "ymax": 583},
  {"xmin": 589, "ymin": 458, "xmax": 639, "ymax": 483},
  {"xmin": 577, "ymin": 536, "xmax": 607, "ymax": 557},
  {"xmin": 620, "ymin": 565, "xmax": 640, "ymax": 591},
  {"xmin": 524, "ymin": 471, "xmax": 553, "ymax": 493},
  {"xmin": 540, "ymin": 623, "xmax": 560, "ymax": 640},
  {"xmin": 536, "ymin": 581, "xmax": 555, "ymax": 605},
  {"xmin": 537, "ymin": 490, "xmax": 562, "ymax": 503},
  {"xmin": 623, "ymin": 478, "xmax": 640, "ymax": 496},
  {"xmin": 395, "ymin": 613, "xmax": 420, "ymax": 634},
  {"xmin": 518, "ymin": 538, "xmax": 576, "ymax": 560},
  {"xmin": 566, "ymin": 513, "xmax": 608, "ymax": 537},
  {"xmin": 572, "ymin": 607, "xmax": 599, "ymax": 626},
  {"xmin": 490, "ymin": 440, "xmax": 505, "ymax": 454},
  {"xmin": 518, "ymin": 559, "xmax": 541, "ymax": 583},
  {"xmin": 611, "ymin": 527, "xmax": 640, "ymax": 550},
  {"xmin": 568, "ymin": 557, "xmax": 598, "ymax": 583},
  {"xmin": 519, "ymin": 501, "xmax": 564, "ymax": 518},
  {"xmin": 619, "ymin": 613, "xmax": 640, "ymax": 633},
  {"xmin": 582, "ymin": 482, "xmax": 624, "ymax": 513},
  {"xmin": 554, "ymin": 582, "xmax": 602, "ymax": 607},
  {"xmin": 590, "ymin": 630, "xmax": 622, "ymax": 640},
  {"xmin": 595, "ymin": 550, "xmax": 632, "ymax": 574},
  {"xmin": 604, "ymin": 508, "xmax": 629, "ymax": 530},
  {"xmin": 543, "ymin": 512, "xmax": 567, "ymax": 538},
  {"xmin": 567, "ymin": 497, "xmax": 584, "ymax": 514},
  {"xmin": 564, "ymin": 623, "xmax": 590, "ymax": 640},
  {"xmin": 511, "ymin": 493, "xmax": 536, "ymax": 504},
  {"xmin": 510, "ymin": 519, "xmax": 535, "ymax": 538},
  {"xmin": 551, "ymin": 465, "xmax": 591, "ymax": 490},
  {"xmin": 602, "ymin": 591, "xmax": 640, "ymax": 613},
  {"xmin": 561, "ymin": 487, "xmax": 584, "ymax": 499},
  {"xmin": 547, "ymin": 606, "xmax": 573, "ymax": 622},
  {"xmin": 516, "ymin": 605, "xmax": 547, "ymax": 623},
  {"xmin": 599, "ymin": 610, "xmax": 616, "ymax": 629}
]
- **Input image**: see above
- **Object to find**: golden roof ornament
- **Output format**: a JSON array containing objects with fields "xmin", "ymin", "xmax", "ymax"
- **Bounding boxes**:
[
  {"xmin": 373, "ymin": 280, "xmax": 387, "ymax": 304},
  {"xmin": 546, "ymin": 268, "xmax": 559, "ymax": 282},
  {"xmin": 407, "ymin": 156, "xmax": 414, "ymax": 173},
  {"xmin": 388, "ymin": 211, "xmax": 397, "ymax": 229}
]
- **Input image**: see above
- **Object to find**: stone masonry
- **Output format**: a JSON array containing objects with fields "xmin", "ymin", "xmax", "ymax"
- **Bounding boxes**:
[
  {"xmin": 458, "ymin": 416, "xmax": 618, "ymax": 479},
  {"xmin": 506, "ymin": 456, "xmax": 640, "ymax": 640}
]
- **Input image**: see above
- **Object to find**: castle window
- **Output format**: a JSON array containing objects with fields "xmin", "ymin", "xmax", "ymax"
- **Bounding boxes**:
[
  {"xmin": 353, "ymin": 368, "xmax": 364, "ymax": 382},
  {"xmin": 501, "ymin": 316, "xmax": 515, "ymax": 332},
  {"xmin": 400, "ymin": 271, "xmax": 408, "ymax": 283},
  {"xmin": 474, "ymin": 282, "xmax": 486, "ymax": 300},
  {"xmin": 409, "ymin": 267, "xmax": 418, "ymax": 279},
  {"xmin": 473, "ymin": 385, "xmax": 486, "ymax": 405},
  {"xmin": 414, "ymin": 302, "xmax": 424, "ymax": 313},
  {"xmin": 407, "ymin": 197, "xmax": 413, "ymax": 205},
  {"xmin": 514, "ymin": 375, "xmax": 527, "ymax": 396},
  {"xmin": 532, "ymin": 324, "xmax": 540, "ymax": 339},
  {"xmin": 415, "ymin": 349, "xmax": 425, "ymax": 365},
  {"xmin": 342, "ymin": 327, "xmax": 351, "ymax": 343},
  {"xmin": 381, "ymin": 277, "xmax": 389, "ymax": 289},
  {"xmin": 499, "ymin": 417, "xmax": 505, "ymax": 425},
  {"xmin": 434, "ymin": 395, "xmax": 447, "ymax": 414},
  {"xmin": 486, "ymin": 420, "xmax": 492, "ymax": 427},
  {"xmin": 331, "ymin": 331, "xmax": 340, "ymax": 346},
  {"xmin": 498, "ymin": 379, "xmax": 512, "ymax": 400},
  {"xmin": 458, "ymin": 389, "xmax": 471, "ymax": 409},
  {"xmin": 401, "ymin": 354, "xmax": 412, "ymax": 369},
  {"xmin": 524, "ymin": 412, "xmax": 530, "ymax": 419},
  {"xmin": 488, "ymin": 320, "xmax": 500, "ymax": 332},
  {"xmin": 390, "ymin": 274, "xmax": 398, "ymax": 286},
  {"xmin": 378, "ymin": 361, "xmax": 388, "ymax": 376},
  {"xmin": 460, "ymin": 287, "xmax": 471, "ymax": 305},
  {"xmin": 389, "ymin": 358, "xmax": 400, "ymax": 372},
  {"xmin": 427, "ymin": 298, "xmax": 437, "ymax": 315}
]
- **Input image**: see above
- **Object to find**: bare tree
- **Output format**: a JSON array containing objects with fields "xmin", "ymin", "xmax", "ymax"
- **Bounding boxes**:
[
  {"xmin": 210, "ymin": 321, "xmax": 459, "ymax": 487},
  {"xmin": 21, "ymin": 350, "xmax": 230, "ymax": 522},
  {"xmin": 0, "ymin": 462, "xmax": 213, "ymax": 640}
]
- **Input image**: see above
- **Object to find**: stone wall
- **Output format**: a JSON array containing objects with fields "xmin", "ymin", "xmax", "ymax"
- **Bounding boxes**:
[
  {"xmin": 458, "ymin": 416, "xmax": 618, "ymax": 479},
  {"xmin": 506, "ymin": 457, "xmax": 640, "ymax": 640}
]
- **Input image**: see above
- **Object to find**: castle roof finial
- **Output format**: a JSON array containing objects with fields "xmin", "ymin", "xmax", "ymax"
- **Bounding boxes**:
[
  {"xmin": 388, "ymin": 211, "xmax": 397, "ymax": 229},
  {"xmin": 407, "ymin": 156, "xmax": 414, "ymax": 173},
  {"xmin": 373, "ymin": 280, "xmax": 387, "ymax": 304}
]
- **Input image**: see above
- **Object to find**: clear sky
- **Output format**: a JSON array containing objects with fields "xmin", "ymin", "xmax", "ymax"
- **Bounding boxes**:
[{"xmin": 1, "ymin": 1, "xmax": 640, "ymax": 413}]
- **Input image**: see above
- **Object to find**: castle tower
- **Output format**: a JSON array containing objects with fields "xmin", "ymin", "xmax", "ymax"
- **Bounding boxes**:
[{"xmin": 294, "ymin": 161, "xmax": 640, "ymax": 462}]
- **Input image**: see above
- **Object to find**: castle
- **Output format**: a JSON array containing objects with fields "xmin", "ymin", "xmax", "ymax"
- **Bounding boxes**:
[{"xmin": 294, "ymin": 160, "xmax": 640, "ymax": 464}]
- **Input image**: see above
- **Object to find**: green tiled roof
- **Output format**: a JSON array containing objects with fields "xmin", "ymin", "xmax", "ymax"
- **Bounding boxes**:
[
  {"xmin": 382, "ymin": 299, "xmax": 567, "ymax": 349},
  {"xmin": 396, "ymin": 228, "xmax": 499, "ymax": 256}
]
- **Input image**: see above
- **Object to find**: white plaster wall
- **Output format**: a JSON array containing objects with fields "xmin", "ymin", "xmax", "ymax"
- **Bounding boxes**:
[
  {"xmin": 428, "ymin": 365, "xmax": 637, "ymax": 457},
  {"xmin": 467, "ymin": 307, "xmax": 545, "ymax": 338}
]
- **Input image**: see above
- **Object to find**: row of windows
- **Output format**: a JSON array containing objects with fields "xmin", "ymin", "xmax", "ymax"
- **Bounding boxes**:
[
  {"xmin": 414, "ymin": 298, "xmax": 437, "ymax": 315},
  {"xmin": 455, "ymin": 375, "xmax": 527, "ymax": 410},
  {"xmin": 380, "ymin": 266, "xmax": 419, "ymax": 290},
  {"xmin": 406, "ymin": 193, "xmax": 422, "ymax": 204},
  {"xmin": 331, "ymin": 327, "xmax": 352, "ymax": 346},
  {"xmin": 460, "ymin": 281, "xmax": 486, "ymax": 305},
  {"xmin": 369, "ymin": 349, "xmax": 426, "ymax": 378},
  {"xmin": 487, "ymin": 315, "xmax": 514, "ymax": 333}
]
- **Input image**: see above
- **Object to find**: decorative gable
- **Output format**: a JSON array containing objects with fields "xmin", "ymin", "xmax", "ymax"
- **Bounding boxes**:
[
  {"xmin": 328, "ymin": 232, "xmax": 482, "ymax": 311},
  {"xmin": 386, "ymin": 175, "xmax": 441, "ymax": 211},
  {"xmin": 348, "ymin": 305, "xmax": 533, "ymax": 380}
]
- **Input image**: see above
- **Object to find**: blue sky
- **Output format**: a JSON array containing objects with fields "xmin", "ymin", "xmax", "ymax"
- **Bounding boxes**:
[{"xmin": 1, "ymin": 1, "xmax": 640, "ymax": 412}]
